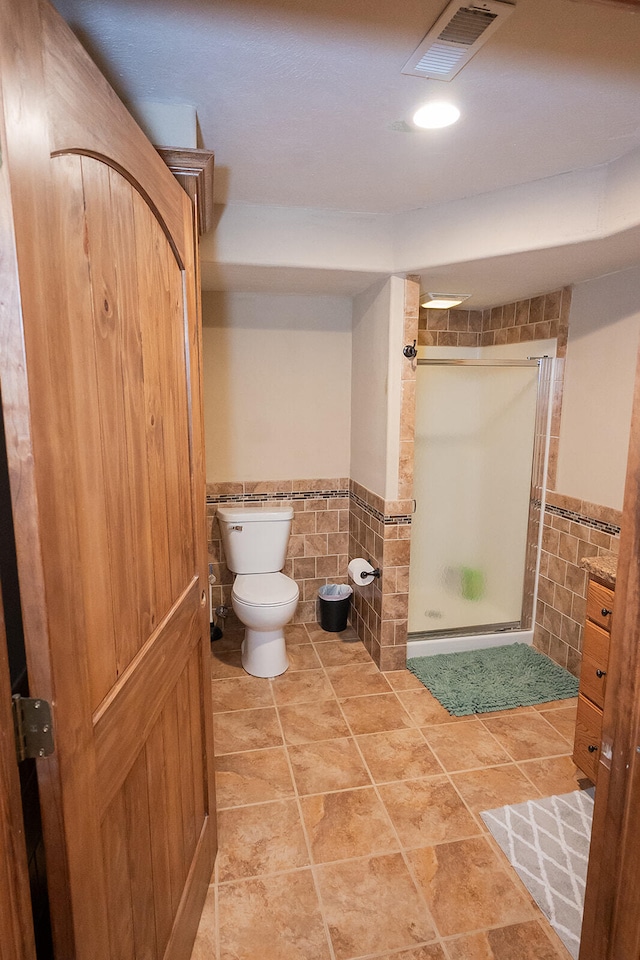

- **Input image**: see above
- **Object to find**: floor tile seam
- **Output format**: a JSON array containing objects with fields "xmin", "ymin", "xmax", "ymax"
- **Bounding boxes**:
[
  {"xmin": 415, "ymin": 734, "xmax": 518, "ymax": 775},
  {"xmin": 479, "ymin": 835, "xmax": 546, "ymax": 925},
  {"xmin": 270, "ymin": 681, "xmax": 340, "ymax": 960},
  {"xmin": 436, "ymin": 767, "xmax": 498, "ymax": 838},
  {"xmin": 535, "ymin": 706, "xmax": 577, "ymax": 729},
  {"xmin": 412, "ymin": 724, "xmax": 452, "ymax": 771},
  {"xmin": 447, "ymin": 771, "xmax": 545, "ymax": 813},
  {"xmin": 418, "ymin": 717, "xmax": 481, "ymax": 729},
  {"xmin": 216, "ymin": 793, "xmax": 300, "ymax": 813},
  {"xmin": 535, "ymin": 917, "xmax": 574, "ymax": 960},
  {"xmin": 497, "ymin": 746, "xmax": 574, "ymax": 765},
  {"xmin": 273, "ymin": 694, "xmax": 343, "ymax": 708},
  {"xmin": 457, "ymin": 717, "xmax": 519, "ymax": 763},
  {"xmin": 213, "ymin": 741, "xmax": 287, "ymax": 758},
  {"xmin": 332, "ymin": 937, "xmax": 449, "ymax": 960},
  {"xmin": 530, "ymin": 713, "xmax": 575, "ymax": 745},
  {"xmin": 473, "ymin": 719, "xmax": 574, "ymax": 763},
  {"xmin": 216, "ymin": 862, "xmax": 321, "ymax": 888},
  {"xmin": 511, "ymin": 760, "xmax": 551, "ymax": 796},
  {"xmin": 543, "ymin": 722, "xmax": 575, "ymax": 746},
  {"xmin": 212, "ymin": 700, "xmax": 278, "ymax": 716},
  {"xmin": 334, "ymin": 697, "xmax": 444, "ymax": 944},
  {"xmin": 437, "ymin": 915, "xmax": 562, "ymax": 944}
]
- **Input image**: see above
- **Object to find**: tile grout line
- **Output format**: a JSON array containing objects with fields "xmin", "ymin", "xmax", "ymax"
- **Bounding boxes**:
[
  {"xmin": 209, "ymin": 633, "xmax": 578, "ymax": 959},
  {"xmin": 307, "ymin": 633, "xmax": 450, "ymax": 954},
  {"xmin": 268, "ymin": 661, "xmax": 339, "ymax": 960}
]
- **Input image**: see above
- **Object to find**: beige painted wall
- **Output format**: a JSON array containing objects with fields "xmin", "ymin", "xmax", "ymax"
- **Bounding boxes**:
[
  {"xmin": 350, "ymin": 277, "xmax": 405, "ymax": 499},
  {"xmin": 202, "ymin": 291, "xmax": 352, "ymax": 482},
  {"xmin": 557, "ymin": 265, "xmax": 640, "ymax": 509}
]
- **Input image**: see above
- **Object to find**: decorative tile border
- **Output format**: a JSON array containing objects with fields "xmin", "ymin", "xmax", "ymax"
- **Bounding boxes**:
[
  {"xmin": 545, "ymin": 503, "xmax": 620, "ymax": 537},
  {"xmin": 207, "ymin": 488, "xmax": 349, "ymax": 505},
  {"xmin": 207, "ymin": 485, "xmax": 412, "ymax": 525},
  {"xmin": 349, "ymin": 490, "xmax": 412, "ymax": 525}
]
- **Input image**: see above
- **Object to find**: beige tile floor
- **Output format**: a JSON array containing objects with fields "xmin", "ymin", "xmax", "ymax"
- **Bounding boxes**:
[{"xmin": 191, "ymin": 623, "xmax": 586, "ymax": 960}]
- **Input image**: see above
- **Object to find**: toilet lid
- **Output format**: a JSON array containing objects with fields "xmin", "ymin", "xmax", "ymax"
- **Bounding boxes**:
[{"xmin": 232, "ymin": 573, "xmax": 299, "ymax": 607}]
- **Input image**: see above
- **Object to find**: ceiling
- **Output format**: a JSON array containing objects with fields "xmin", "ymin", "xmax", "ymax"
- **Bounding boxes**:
[{"xmin": 52, "ymin": 0, "xmax": 640, "ymax": 305}]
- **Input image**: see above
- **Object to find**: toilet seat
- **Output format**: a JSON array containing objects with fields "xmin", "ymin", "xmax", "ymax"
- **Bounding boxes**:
[{"xmin": 232, "ymin": 572, "xmax": 299, "ymax": 607}]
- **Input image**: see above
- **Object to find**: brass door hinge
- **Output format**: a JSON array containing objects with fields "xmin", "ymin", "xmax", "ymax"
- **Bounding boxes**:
[{"xmin": 12, "ymin": 695, "xmax": 55, "ymax": 762}]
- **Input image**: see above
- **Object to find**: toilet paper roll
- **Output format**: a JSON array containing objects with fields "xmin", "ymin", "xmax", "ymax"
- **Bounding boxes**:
[{"xmin": 348, "ymin": 557, "xmax": 376, "ymax": 586}]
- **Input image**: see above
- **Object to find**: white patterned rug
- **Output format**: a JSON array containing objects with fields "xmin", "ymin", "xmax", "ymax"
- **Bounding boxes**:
[{"xmin": 481, "ymin": 789, "xmax": 595, "ymax": 958}]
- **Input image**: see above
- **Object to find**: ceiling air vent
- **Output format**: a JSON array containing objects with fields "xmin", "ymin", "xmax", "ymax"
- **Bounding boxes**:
[{"xmin": 402, "ymin": 0, "xmax": 516, "ymax": 82}]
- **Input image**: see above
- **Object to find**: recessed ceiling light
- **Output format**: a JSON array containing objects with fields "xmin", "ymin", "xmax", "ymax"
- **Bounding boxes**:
[
  {"xmin": 421, "ymin": 293, "xmax": 471, "ymax": 309},
  {"xmin": 412, "ymin": 102, "xmax": 460, "ymax": 129}
]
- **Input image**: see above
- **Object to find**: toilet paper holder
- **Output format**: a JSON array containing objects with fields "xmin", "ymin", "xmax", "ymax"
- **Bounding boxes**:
[{"xmin": 359, "ymin": 566, "xmax": 380, "ymax": 580}]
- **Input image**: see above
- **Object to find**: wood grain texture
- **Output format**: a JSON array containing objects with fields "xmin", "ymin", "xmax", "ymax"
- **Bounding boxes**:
[
  {"xmin": 585, "ymin": 580, "xmax": 614, "ymax": 631},
  {"xmin": 579, "ymin": 342, "xmax": 640, "ymax": 960},
  {"xmin": 42, "ymin": 2, "xmax": 187, "ymax": 264},
  {"xmin": 573, "ymin": 695, "xmax": 601, "ymax": 783},
  {"xmin": 93, "ymin": 579, "xmax": 201, "ymax": 817},
  {"xmin": 157, "ymin": 148, "xmax": 215, "ymax": 235},
  {"xmin": 1, "ymin": 2, "xmax": 216, "ymax": 957}
]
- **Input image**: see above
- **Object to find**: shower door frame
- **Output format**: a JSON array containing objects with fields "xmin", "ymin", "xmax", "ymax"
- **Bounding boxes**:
[{"xmin": 409, "ymin": 357, "xmax": 552, "ymax": 641}]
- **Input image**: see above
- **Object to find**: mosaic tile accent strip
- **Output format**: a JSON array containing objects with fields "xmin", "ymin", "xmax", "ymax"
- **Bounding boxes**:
[
  {"xmin": 207, "ymin": 489, "xmax": 349, "ymax": 505},
  {"xmin": 349, "ymin": 490, "xmax": 412, "ymax": 525},
  {"xmin": 207, "ymin": 485, "xmax": 412, "ymax": 525},
  {"xmin": 545, "ymin": 504, "xmax": 620, "ymax": 537}
]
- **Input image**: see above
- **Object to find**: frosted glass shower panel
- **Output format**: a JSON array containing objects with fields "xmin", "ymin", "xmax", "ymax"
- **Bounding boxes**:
[{"xmin": 408, "ymin": 364, "xmax": 539, "ymax": 634}]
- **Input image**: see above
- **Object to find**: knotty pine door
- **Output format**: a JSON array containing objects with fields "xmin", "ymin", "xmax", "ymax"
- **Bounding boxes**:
[{"xmin": 0, "ymin": 2, "xmax": 216, "ymax": 958}]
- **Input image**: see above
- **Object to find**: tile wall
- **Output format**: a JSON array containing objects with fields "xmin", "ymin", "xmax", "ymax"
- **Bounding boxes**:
[
  {"xmin": 206, "ymin": 479, "xmax": 350, "ymax": 625},
  {"xmin": 348, "ymin": 482, "xmax": 413, "ymax": 672},
  {"xmin": 533, "ymin": 491, "xmax": 620, "ymax": 675},
  {"xmin": 206, "ymin": 278, "xmax": 422, "ymax": 670},
  {"xmin": 208, "ymin": 282, "xmax": 595, "ymax": 677},
  {"xmin": 418, "ymin": 287, "xmax": 571, "ymax": 490}
]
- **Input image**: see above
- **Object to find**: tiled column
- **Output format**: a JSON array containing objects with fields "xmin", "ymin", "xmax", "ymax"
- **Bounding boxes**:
[{"xmin": 349, "ymin": 277, "xmax": 419, "ymax": 670}]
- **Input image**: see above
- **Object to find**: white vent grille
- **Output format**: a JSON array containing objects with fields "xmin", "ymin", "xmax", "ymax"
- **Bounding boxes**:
[
  {"xmin": 439, "ymin": 7, "xmax": 498, "ymax": 44},
  {"xmin": 402, "ymin": 0, "xmax": 516, "ymax": 82}
]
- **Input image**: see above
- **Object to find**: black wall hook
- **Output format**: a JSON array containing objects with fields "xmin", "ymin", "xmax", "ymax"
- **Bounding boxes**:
[{"xmin": 403, "ymin": 340, "xmax": 417, "ymax": 359}]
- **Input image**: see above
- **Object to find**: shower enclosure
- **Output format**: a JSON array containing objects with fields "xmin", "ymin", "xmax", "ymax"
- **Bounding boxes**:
[{"xmin": 408, "ymin": 359, "xmax": 550, "ymax": 648}]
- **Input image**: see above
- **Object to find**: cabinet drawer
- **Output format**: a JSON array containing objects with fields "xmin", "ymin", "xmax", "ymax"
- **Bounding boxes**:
[
  {"xmin": 580, "ymin": 653, "xmax": 608, "ymax": 710},
  {"xmin": 580, "ymin": 619, "xmax": 610, "ymax": 710},
  {"xmin": 573, "ymin": 694, "xmax": 603, "ymax": 782},
  {"xmin": 586, "ymin": 580, "xmax": 614, "ymax": 632}
]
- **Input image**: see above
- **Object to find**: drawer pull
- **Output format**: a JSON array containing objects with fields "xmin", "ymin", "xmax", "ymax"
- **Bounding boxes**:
[
  {"xmin": 588, "ymin": 745, "xmax": 598, "ymax": 753},
  {"xmin": 596, "ymin": 669, "xmax": 607, "ymax": 678},
  {"xmin": 601, "ymin": 607, "xmax": 612, "ymax": 617}
]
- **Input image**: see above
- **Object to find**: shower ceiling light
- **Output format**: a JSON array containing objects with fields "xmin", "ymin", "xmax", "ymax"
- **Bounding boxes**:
[{"xmin": 421, "ymin": 293, "xmax": 471, "ymax": 309}]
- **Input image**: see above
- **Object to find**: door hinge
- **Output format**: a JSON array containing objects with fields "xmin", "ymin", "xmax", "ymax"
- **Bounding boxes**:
[{"xmin": 12, "ymin": 695, "xmax": 55, "ymax": 762}]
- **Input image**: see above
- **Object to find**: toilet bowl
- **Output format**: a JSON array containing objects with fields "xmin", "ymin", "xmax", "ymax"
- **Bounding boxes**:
[
  {"xmin": 232, "ymin": 572, "xmax": 299, "ymax": 678},
  {"xmin": 217, "ymin": 505, "xmax": 299, "ymax": 678}
]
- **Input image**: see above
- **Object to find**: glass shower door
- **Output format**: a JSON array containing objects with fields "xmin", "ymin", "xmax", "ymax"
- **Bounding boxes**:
[{"xmin": 408, "ymin": 361, "xmax": 540, "ymax": 636}]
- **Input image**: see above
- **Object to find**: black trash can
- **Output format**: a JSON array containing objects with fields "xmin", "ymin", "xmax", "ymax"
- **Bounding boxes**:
[{"xmin": 318, "ymin": 584, "xmax": 353, "ymax": 632}]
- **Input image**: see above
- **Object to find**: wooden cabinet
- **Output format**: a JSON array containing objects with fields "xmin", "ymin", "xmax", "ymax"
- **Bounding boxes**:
[{"xmin": 573, "ymin": 577, "xmax": 614, "ymax": 782}]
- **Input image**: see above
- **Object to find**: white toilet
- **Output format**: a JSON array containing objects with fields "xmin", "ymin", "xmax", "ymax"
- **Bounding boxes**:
[{"xmin": 216, "ymin": 505, "xmax": 299, "ymax": 678}]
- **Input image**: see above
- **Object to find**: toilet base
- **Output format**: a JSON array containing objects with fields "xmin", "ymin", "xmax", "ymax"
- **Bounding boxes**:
[{"xmin": 241, "ymin": 627, "xmax": 289, "ymax": 678}]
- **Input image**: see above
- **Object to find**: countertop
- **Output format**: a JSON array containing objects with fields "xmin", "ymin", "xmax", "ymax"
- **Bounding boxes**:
[{"xmin": 581, "ymin": 554, "xmax": 617, "ymax": 588}]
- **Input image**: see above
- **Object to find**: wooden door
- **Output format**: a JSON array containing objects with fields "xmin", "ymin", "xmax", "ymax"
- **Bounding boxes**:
[
  {"xmin": 0, "ymin": 2, "xmax": 216, "ymax": 958},
  {"xmin": 579, "ymin": 349, "xmax": 640, "ymax": 958}
]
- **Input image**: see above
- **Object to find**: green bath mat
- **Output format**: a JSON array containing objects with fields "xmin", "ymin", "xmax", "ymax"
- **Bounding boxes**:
[{"xmin": 407, "ymin": 642, "xmax": 579, "ymax": 716}]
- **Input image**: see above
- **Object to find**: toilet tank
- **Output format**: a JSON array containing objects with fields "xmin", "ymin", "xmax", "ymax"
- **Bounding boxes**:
[{"xmin": 217, "ymin": 506, "xmax": 294, "ymax": 574}]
